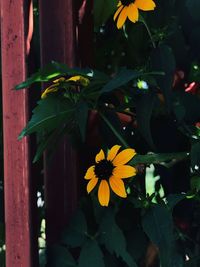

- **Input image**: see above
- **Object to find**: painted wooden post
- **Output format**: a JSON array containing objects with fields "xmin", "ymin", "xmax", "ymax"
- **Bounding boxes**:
[
  {"xmin": 39, "ymin": 0, "xmax": 79, "ymax": 248},
  {"xmin": 77, "ymin": 0, "xmax": 93, "ymax": 67},
  {"xmin": 1, "ymin": 0, "xmax": 34, "ymax": 266}
]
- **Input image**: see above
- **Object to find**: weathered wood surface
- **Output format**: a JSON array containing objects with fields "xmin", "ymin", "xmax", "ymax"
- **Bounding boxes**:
[
  {"xmin": 1, "ymin": 0, "xmax": 34, "ymax": 266},
  {"xmin": 39, "ymin": 0, "xmax": 79, "ymax": 247}
]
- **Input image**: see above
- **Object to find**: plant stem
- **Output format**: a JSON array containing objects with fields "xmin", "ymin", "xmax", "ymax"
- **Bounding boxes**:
[
  {"xmin": 99, "ymin": 112, "xmax": 129, "ymax": 148},
  {"xmin": 140, "ymin": 16, "xmax": 156, "ymax": 49}
]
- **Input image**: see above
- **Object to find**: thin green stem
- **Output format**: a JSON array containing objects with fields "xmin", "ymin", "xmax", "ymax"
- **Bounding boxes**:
[
  {"xmin": 99, "ymin": 112, "xmax": 129, "ymax": 148},
  {"xmin": 140, "ymin": 16, "xmax": 156, "ymax": 49}
]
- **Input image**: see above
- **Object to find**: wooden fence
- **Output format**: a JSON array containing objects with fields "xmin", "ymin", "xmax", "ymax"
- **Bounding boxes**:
[{"xmin": 1, "ymin": 0, "xmax": 92, "ymax": 266}]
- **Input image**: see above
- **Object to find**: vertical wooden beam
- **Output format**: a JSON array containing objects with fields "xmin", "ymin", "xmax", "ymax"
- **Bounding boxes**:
[
  {"xmin": 39, "ymin": 0, "xmax": 77, "ymax": 66},
  {"xmin": 1, "ymin": 0, "xmax": 33, "ymax": 266},
  {"xmin": 77, "ymin": 0, "xmax": 93, "ymax": 67},
  {"xmin": 39, "ymin": 0, "xmax": 79, "ymax": 248}
]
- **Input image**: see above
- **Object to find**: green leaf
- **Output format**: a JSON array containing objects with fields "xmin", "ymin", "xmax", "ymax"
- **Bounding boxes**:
[
  {"xmin": 150, "ymin": 45, "xmax": 175, "ymax": 110},
  {"xmin": 99, "ymin": 209, "xmax": 137, "ymax": 267},
  {"xmin": 189, "ymin": 62, "xmax": 200, "ymax": 82},
  {"xmin": 78, "ymin": 240, "xmax": 105, "ymax": 267},
  {"xmin": 135, "ymin": 92, "xmax": 156, "ymax": 149},
  {"xmin": 131, "ymin": 152, "xmax": 189, "ymax": 166},
  {"xmin": 166, "ymin": 194, "xmax": 186, "ymax": 210},
  {"xmin": 191, "ymin": 141, "xmax": 200, "ymax": 170},
  {"xmin": 75, "ymin": 101, "xmax": 89, "ymax": 142},
  {"xmin": 191, "ymin": 176, "xmax": 200, "ymax": 191},
  {"xmin": 94, "ymin": 0, "xmax": 118, "ymax": 28},
  {"xmin": 142, "ymin": 205, "xmax": 174, "ymax": 267},
  {"xmin": 39, "ymin": 248, "xmax": 46, "ymax": 267},
  {"xmin": 15, "ymin": 61, "xmax": 94, "ymax": 90},
  {"xmin": 126, "ymin": 227, "xmax": 148, "ymax": 261},
  {"xmin": 100, "ymin": 110, "xmax": 126, "ymax": 147},
  {"xmin": 62, "ymin": 210, "xmax": 87, "ymax": 248},
  {"xmin": 48, "ymin": 245, "xmax": 76, "ymax": 267},
  {"xmin": 104, "ymin": 250, "xmax": 120, "ymax": 267},
  {"xmin": 186, "ymin": 0, "xmax": 200, "ymax": 21},
  {"xmin": 0, "ymin": 250, "xmax": 5, "ymax": 267},
  {"xmin": 101, "ymin": 68, "xmax": 140, "ymax": 93},
  {"xmin": 173, "ymin": 100, "xmax": 186, "ymax": 123},
  {"xmin": 0, "ymin": 223, "xmax": 5, "ymax": 247},
  {"xmin": 15, "ymin": 62, "xmax": 69, "ymax": 89},
  {"xmin": 175, "ymin": 93, "xmax": 200, "ymax": 123},
  {"xmin": 33, "ymin": 125, "xmax": 67, "ymax": 163},
  {"xmin": 19, "ymin": 96, "xmax": 74, "ymax": 139}
]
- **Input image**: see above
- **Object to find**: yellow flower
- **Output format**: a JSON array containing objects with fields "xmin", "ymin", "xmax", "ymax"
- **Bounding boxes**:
[
  {"xmin": 84, "ymin": 145, "xmax": 137, "ymax": 206},
  {"xmin": 52, "ymin": 77, "xmax": 66, "ymax": 83},
  {"xmin": 41, "ymin": 77, "xmax": 66, "ymax": 99},
  {"xmin": 41, "ymin": 75, "xmax": 90, "ymax": 99},
  {"xmin": 66, "ymin": 75, "xmax": 90, "ymax": 87},
  {"xmin": 41, "ymin": 84, "xmax": 60, "ymax": 99},
  {"xmin": 114, "ymin": 0, "xmax": 156, "ymax": 29}
]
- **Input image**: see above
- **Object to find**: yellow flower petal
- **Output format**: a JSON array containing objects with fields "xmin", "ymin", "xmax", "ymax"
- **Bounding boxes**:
[
  {"xmin": 95, "ymin": 149, "xmax": 105, "ymax": 163},
  {"xmin": 116, "ymin": 6, "xmax": 128, "ymax": 29},
  {"xmin": 66, "ymin": 75, "xmax": 90, "ymax": 86},
  {"xmin": 107, "ymin": 145, "xmax": 121, "ymax": 161},
  {"xmin": 135, "ymin": 0, "xmax": 156, "ymax": 11},
  {"xmin": 113, "ymin": 5, "xmax": 124, "ymax": 21},
  {"xmin": 98, "ymin": 180, "xmax": 110, "ymax": 206},
  {"xmin": 41, "ymin": 83, "xmax": 59, "ymax": 99},
  {"xmin": 84, "ymin": 165, "xmax": 95, "ymax": 180},
  {"xmin": 66, "ymin": 75, "xmax": 82, "ymax": 82},
  {"xmin": 53, "ymin": 77, "xmax": 66, "ymax": 83},
  {"xmin": 112, "ymin": 148, "xmax": 136, "ymax": 166},
  {"xmin": 109, "ymin": 176, "xmax": 127, "ymax": 198},
  {"xmin": 113, "ymin": 165, "xmax": 137, "ymax": 179},
  {"xmin": 117, "ymin": 1, "xmax": 122, "ymax": 7},
  {"xmin": 87, "ymin": 177, "xmax": 98, "ymax": 193},
  {"xmin": 127, "ymin": 4, "xmax": 139, "ymax": 23}
]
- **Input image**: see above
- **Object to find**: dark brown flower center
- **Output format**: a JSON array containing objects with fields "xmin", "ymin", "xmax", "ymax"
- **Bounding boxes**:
[
  {"xmin": 94, "ymin": 159, "xmax": 114, "ymax": 180},
  {"xmin": 121, "ymin": 0, "xmax": 134, "ymax": 6}
]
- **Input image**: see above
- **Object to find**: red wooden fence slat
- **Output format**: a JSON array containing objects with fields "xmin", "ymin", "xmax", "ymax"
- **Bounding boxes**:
[
  {"xmin": 39, "ymin": 0, "xmax": 79, "ymax": 247},
  {"xmin": 1, "ymin": 0, "xmax": 34, "ymax": 266},
  {"xmin": 77, "ymin": 0, "xmax": 93, "ymax": 67}
]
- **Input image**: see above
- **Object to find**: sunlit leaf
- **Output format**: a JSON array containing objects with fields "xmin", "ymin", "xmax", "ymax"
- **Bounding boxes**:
[{"xmin": 15, "ymin": 61, "xmax": 95, "ymax": 90}]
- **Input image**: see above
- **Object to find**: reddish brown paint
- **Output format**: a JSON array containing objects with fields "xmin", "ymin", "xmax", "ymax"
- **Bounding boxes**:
[
  {"xmin": 78, "ymin": 0, "xmax": 93, "ymax": 67},
  {"xmin": 39, "ymin": 0, "xmax": 79, "ymax": 247},
  {"xmin": 26, "ymin": 0, "xmax": 34, "ymax": 55},
  {"xmin": 1, "ymin": 0, "xmax": 33, "ymax": 266}
]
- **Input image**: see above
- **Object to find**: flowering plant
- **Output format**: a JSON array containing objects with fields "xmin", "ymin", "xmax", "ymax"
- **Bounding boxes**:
[{"xmin": 16, "ymin": 0, "xmax": 200, "ymax": 266}]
